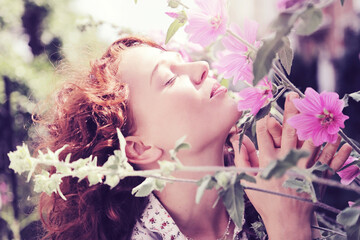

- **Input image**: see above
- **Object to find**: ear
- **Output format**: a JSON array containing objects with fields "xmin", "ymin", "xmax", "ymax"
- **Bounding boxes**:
[{"xmin": 125, "ymin": 136, "xmax": 163, "ymax": 165}]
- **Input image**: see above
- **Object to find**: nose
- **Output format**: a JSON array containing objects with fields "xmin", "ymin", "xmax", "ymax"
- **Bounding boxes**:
[{"xmin": 173, "ymin": 61, "xmax": 209, "ymax": 85}]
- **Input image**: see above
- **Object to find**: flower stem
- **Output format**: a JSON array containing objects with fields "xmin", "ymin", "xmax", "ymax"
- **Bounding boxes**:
[
  {"xmin": 338, "ymin": 129, "xmax": 360, "ymax": 155},
  {"xmin": 243, "ymin": 185, "xmax": 341, "ymax": 214},
  {"xmin": 226, "ymin": 29, "xmax": 257, "ymax": 52},
  {"xmin": 311, "ymin": 225, "xmax": 346, "ymax": 237},
  {"xmin": 178, "ymin": 1, "xmax": 189, "ymax": 9}
]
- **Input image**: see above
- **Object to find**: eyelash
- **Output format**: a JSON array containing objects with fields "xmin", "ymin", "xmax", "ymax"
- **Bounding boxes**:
[{"xmin": 165, "ymin": 75, "xmax": 177, "ymax": 86}]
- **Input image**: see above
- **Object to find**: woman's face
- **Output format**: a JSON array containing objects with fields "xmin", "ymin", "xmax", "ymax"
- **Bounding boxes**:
[{"xmin": 118, "ymin": 46, "xmax": 241, "ymax": 151}]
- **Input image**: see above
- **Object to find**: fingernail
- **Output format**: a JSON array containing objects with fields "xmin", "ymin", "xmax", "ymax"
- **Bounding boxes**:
[{"xmin": 288, "ymin": 92, "xmax": 299, "ymax": 101}]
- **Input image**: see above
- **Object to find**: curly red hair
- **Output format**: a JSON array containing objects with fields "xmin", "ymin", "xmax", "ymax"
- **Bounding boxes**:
[{"xmin": 36, "ymin": 36, "xmax": 164, "ymax": 240}]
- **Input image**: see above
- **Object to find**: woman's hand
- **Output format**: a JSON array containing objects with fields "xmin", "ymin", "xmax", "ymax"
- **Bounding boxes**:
[{"xmin": 230, "ymin": 92, "xmax": 352, "ymax": 240}]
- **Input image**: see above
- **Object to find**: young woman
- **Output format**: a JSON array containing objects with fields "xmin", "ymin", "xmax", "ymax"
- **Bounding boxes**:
[{"xmin": 37, "ymin": 36, "xmax": 352, "ymax": 240}]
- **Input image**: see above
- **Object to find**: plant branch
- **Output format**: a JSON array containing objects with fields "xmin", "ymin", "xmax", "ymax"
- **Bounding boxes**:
[
  {"xmin": 226, "ymin": 29, "xmax": 258, "ymax": 52},
  {"xmin": 311, "ymin": 225, "xmax": 346, "ymax": 237},
  {"xmin": 243, "ymin": 185, "xmax": 341, "ymax": 214}
]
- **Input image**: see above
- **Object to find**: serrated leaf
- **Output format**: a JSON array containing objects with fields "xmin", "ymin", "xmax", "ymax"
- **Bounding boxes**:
[
  {"xmin": 196, "ymin": 175, "xmax": 217, "ymax": 203},
  {"xmin": 295, "ymin": 6, "xmax": 323, "ymax": 36},
  {"xmin": 349, "ymin": 91, "xmax": 360, "ymax": 102},
  {"xmin": 278, "ymin": 36, "xmax": 293, "ymax": 75},
  {"xmin": 253, "ymin": 38, "xmax": 284, "ymax": 85},
  {"xmin": 165, "ymin": 19, "xmax": 185, "ymax": 44},
  {"xmin": 261, "ymin": 150, "xmax": 309, "ymax": 179},
  {"xmin": 220, "ymin": 181, "xmax": 245, "ymax": 230}
]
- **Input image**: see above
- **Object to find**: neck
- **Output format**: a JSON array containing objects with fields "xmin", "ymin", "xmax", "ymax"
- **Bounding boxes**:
[{"xmin": 155, "ymin": 139, "xmax": 233, "ymax": 239}]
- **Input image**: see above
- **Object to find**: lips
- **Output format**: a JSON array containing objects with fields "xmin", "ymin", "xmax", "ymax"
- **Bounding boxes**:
[{"xmin": 210, "ymin": 82, "xmax": 227, "ymax": 98}]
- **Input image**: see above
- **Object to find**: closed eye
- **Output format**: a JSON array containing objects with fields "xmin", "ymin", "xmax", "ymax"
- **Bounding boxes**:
[{"xmin": 165, "ymin": 75, "xmax": 177, "ymax": 86}]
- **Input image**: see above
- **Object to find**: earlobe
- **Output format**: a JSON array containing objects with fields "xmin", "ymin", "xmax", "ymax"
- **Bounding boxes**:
[{"xmin": 125, "ymin": 136, "xmax": 163, "ymax": 165}]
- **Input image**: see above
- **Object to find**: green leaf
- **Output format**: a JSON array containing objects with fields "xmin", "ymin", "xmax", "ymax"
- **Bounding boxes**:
[
  {"xmin": 220, "ymin": 180, "xmax": 245, "ymax": 230},
  {"xmin": 236, "ymin": 172, "xmax": 256, "ymax": 183},
  {"xmin": 253, "ymin": 37, "xmax": 284, "ymax": 85},
  {"xmin": 295, "ymin": 6, "xmax": 323, "ymax": 36},
  {"xmin": 131, "ymin": 177, "xmax": 165, "ymax": 197},
  {"xmin": 278, "ymin": 36, "xmax": 293, "ymax": 75},
  {"xmin": 165, "ymin": 19, "xmax": 185, "ymax": 44},
  {"xmin": 168, "ymin": 0, "xmax": 180, "ymax": 8},
  {"xmin": 261, "ymin": 150, "xmax": 309, "ymax": 179},
  {"xmin": 342, "ymin": 94, "xmax": 349, "ymax": 108},
  {"xmin": 349, "ymin": 91, "xmax": 360, "ymax": 102},
  {"xmin": 283, "ymin": 177, "xmax": 311, "ymax": 194},
  {"xmin": 173, "ymin": 135, "xmax": 191, "ymax": 152},
  {"xmin": 196, "ymin": 175, "xmax": 217, "ymax": 203},
  {"xmin": 255, "ymin": 102, "xmax": 272, "ymax": 121},
  {"xmin": 337, "ymin": 206, "xmax": 360, "ymax": 226},
  {"xmin": 337, "ymin": 206, "xmax": 360, "ymax": 239},
  {"xmin": 341, "ymin": 0, "xmax": 345, "ymax": 6},
  {"xmin": 251, "ymin": 220, "xmax": 267, "ymax": 239},
  {"xmin": 215, "ymin": 171, "xmax": 234, "ymax": 189},
  {"xmin": 309, "ymin": 161, "xmax": 333, "ymax": 174}
]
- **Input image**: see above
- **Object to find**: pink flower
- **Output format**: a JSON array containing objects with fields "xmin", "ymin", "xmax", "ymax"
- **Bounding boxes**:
[
  {"xmin": 213, "ymin": 52, "xmax": 253, "ymax": 84},
  {"xmin": 338, "ymin": 156, "xmax": 360, "ymax": 185},
  {"xmin": 277, "ymin": 0, "xmax": 306, "ymax": 11},
  {"xmin": 213, "ymin": 20, "xmax": 260, "ymax": 84},
  {"xmin": 165, "ymin": 12, "xmax": 179, "ymax": 19},
  {"xmin": 184, "ymin": 0, "xmax": 228, "ymax": 47},
  {"xmin": 287, "ymin": 88, "xmax": 349, "ymax": 146},
  {"xmin": 237, "ymin": 77, "xmax": 273, "ymax": 115}
]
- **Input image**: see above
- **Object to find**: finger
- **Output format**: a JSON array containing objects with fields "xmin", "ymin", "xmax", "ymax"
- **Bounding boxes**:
[
  {"xmin": 256, "ymin": 115, "xmax": 276, "ymax": 166},
  {"xmin": 267, "ymin": 116, "xmax": 282, "ymax": 148},
  {"xmin": 243, "ymin": 135, "xmax": 259, "ymax": 168},
  {"xmin": 317, "ymin": 136, "xmax": 341, "ymax": 166},
  {"xmin": 330, "ymin": 143, "xmax": 352, "ymax": 172},
  {"xmin": 281, "ymin": 92, "xmax": 300, "ymax": 154},
  {"xmin": 299, "ymin": 139, "xmax": 320, "ymax": 168}
]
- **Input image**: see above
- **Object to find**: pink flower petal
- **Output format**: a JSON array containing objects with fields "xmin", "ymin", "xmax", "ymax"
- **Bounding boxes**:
[
  {"xmin": 185, "ymin": 0, "xmax": 228, "ymax": 47},
  {"xmin": 338, "ymin": 156, "xmax": 360, "ymax": 185}
]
